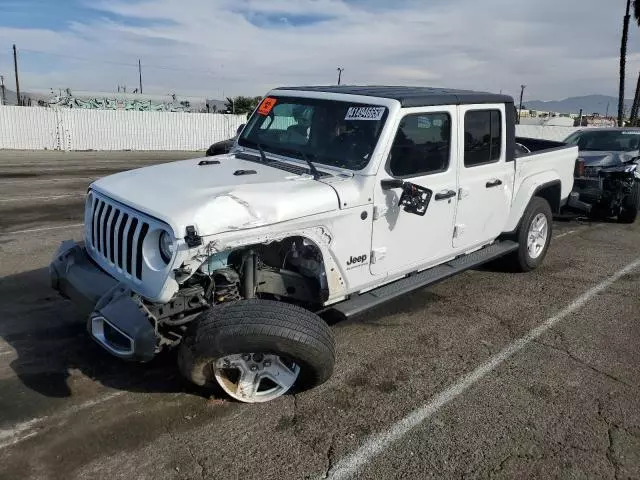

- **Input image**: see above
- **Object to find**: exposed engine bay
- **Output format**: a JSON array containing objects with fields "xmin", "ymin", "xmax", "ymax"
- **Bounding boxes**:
[{"xmin": 145, "ymin": 237, "xmax": 327, "ymax": 347}]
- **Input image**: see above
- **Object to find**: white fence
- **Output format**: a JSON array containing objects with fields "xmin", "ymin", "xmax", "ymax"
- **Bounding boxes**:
[
  {"xmin": 0, "ymin": 106, "xmax": 245, "ymax": 151},
  {"xmin": 0, "ymin": 106, "xmax": 581, "ymax": 151},
  {"xmin": 516, "ymin": 125, "xmax": 579, "ymax": 142}
]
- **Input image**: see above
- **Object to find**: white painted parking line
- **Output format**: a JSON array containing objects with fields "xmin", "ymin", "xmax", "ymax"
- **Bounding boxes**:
[
  {"xmin": 0, "ymin": 177, "xmax": 95, "ymax": 184},
  {"xmin": 553, "ymin": 223, "xmax": 604, "ymax": 240},
  {"xmin": 0, "ymin": 222, "xmax": 592, "ymax": 240},
  {"xmin": 325, "ymin": 256, "xmax": 640, "ymax": 480},
  {"xmin": 0, "ymin": 224, "xmax": 83, "ymax": 236},
  {"xmin": 554, "ymin": 230, "xmax": 576, "ymax": 239},
  {"xmin": 0, "ymin": 391, "xmax": 126, "ymax": 450},
  {"xmin": 0, "ymin": 194, "xmax": 84, "ymax": 203}
]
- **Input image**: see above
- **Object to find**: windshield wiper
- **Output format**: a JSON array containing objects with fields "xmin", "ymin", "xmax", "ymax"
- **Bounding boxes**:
[
  {"xmin": 252, "ymin": 143, "xmax": 321, "ymax": 180},
  {"xmin": 257, "ymin": 143, "xmax": 269, "ymax": 164},
  {"xmin": 293, "ymin": 148, "xmax": 320, "ymax": 180}
]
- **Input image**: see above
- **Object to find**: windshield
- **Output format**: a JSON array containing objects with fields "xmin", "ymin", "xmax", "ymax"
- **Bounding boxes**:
[
  {"xmin": 564, "ymin": 130, "xmax": 640, "ymax": 151},
  {"xmin": 237, "ymin": 96, "xmax": 388, "ymax": 170}
]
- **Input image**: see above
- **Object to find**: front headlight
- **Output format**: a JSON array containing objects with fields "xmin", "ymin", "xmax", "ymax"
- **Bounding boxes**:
[{"xmin": 159, "ymin": 231, "xmax": 175, "ymax": 264}]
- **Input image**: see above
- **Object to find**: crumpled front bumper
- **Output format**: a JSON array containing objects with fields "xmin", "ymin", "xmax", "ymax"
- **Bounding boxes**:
[
  {"xmin": 50, "ymin": 241, "xmax": 157, "ymax": 362},
  {"xmin": 566, "ymin": 191, "xmax": 593, "ymax": 213}
]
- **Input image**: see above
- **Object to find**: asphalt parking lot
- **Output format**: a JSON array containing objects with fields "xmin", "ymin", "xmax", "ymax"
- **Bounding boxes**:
[{"xmin": 0, "ymin": 150, "xmax": 639, "ymax": 480}]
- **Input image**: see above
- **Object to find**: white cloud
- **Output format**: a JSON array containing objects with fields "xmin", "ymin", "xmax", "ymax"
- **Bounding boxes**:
[{"xmin": 0, "ymin": 0, "xmax": 639, "ymax": 101}]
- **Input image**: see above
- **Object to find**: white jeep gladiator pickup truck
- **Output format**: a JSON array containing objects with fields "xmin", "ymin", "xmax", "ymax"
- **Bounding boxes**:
[{"xmin": 50, "ymin": 86, "xmax": 577, "ymax": 403}]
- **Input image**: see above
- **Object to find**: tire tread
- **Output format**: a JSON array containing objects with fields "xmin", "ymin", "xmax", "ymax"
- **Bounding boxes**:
[{"xmin": 178, "ymin": 299, "xmax": 336, "ymax": 396}]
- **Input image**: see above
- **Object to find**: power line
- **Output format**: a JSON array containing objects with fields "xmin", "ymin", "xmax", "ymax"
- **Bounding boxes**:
[
  {"xmin": 18, "ymin": 48, "xmax": 229, "ymax": 77},
  {"xmin": 20, "ymin": 49, "xmax": 138, "ymax": 67}
]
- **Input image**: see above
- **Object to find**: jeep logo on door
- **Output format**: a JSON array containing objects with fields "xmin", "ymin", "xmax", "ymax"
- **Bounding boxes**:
[{"xmin": 346, "ymin": 254, "xmax": 368, "ymax": 269}]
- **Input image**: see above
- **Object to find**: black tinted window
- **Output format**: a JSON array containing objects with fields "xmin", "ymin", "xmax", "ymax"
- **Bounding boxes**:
[
  {"xmin": 464, "ymin": 110, "xmax": 502, "ymax": 167},
  {"xmin": 388, "ymin": 113, "xmax": 451, "ymax": 177}
]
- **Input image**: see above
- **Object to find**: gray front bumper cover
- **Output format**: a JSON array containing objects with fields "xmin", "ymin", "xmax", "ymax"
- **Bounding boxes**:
[{"xmin": 50, "ymin": 241, "xmax": 156, "ymax": 362}]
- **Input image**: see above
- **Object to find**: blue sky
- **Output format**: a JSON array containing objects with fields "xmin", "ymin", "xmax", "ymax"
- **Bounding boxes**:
[
  {"xmin": 0, "ymin": 0, "xmax": 345, "ymax": 31},
  {"xmin": 0, "ymin": 0, "xmax": 173, "ymax": 30},
  {"xmin": 0, "ymin": 0, "xmax": 638, "ymax": 101}
]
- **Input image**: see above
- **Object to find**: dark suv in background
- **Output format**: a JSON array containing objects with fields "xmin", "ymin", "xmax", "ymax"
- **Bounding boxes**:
[{"xmin": 564, "ymin": 128, "xmax": 640, "ymax": 223}]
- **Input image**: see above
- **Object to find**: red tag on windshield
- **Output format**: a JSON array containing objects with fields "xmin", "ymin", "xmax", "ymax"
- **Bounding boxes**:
[{"xmin": 257, "ymin": 97, "xmax": 277, "ymax": 116}]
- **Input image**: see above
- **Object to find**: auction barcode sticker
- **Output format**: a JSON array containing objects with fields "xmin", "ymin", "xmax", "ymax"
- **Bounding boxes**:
[{"xmin": 345, "ymin": 106, "xmax": 385, "ymax": 121}]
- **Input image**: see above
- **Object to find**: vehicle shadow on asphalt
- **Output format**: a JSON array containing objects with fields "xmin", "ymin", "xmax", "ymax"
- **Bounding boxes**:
[
  {"xmin": 1, "ymin": 265, "xmax": 444, "ymax": 408},
  {"xmin": 553, "ymin": 214, "xmax": 621, "ymax": 225},
  {"xmin": 0, "ymin": 267, "xmax": 211, "ymax": 405}
]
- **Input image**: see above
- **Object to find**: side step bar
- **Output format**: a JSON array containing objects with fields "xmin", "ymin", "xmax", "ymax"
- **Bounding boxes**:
[{"xmin": 332, "ymin": 240, "xmax": 519, "ymax": 318}]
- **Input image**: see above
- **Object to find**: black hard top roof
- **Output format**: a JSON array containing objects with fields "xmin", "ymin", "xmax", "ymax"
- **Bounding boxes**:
[{"xmin": 273, "ymin": 85, "xmax": 514, "ymax": 108}]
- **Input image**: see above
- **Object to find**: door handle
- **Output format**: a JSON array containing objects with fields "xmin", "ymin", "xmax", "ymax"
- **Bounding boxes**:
[
  {"xmin": 434, "ymin": 190, "xmax": 456, "ymax": 201},
  {"xmin": 486, "ymin": 179, "xmax": 503, "ymax": 188}
]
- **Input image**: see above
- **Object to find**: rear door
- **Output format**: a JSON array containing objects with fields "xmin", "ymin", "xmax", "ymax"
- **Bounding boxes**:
[
  {"xmin": 453, "ymin": 105, "xmax": 513, "ymax": 251},
  {"xmin": 370, "ymin": 106, "xmax": 458, "ymax": 276}
]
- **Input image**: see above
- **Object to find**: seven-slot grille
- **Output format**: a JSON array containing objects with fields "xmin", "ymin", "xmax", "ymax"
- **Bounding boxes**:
[{"xmin": 87, "ymin": 194, "xmax": 150, "ymax": 280}]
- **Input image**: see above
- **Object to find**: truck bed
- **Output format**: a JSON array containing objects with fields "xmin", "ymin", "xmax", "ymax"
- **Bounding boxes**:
[
  {"xmin": 515, "ymin": 136, "xmax": 568, "ymax": 154},
  {"xmin": 503, "ymin": 137, "xmax": 578, "ymax": 231},
  {"xmin": 514, "ymin": 137, "xmax": 577, "ymax": 208}
]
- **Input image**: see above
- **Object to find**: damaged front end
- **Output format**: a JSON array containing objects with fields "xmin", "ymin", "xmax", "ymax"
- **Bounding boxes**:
[
  {"xmin": 51, "ymin": 232, "xmax": 332, "ymax": 362},
  {"xmin": 50, "ymin": 241, "xmax": 157, "ymax": 361},
  {"xmin": 567, "ymin": 156, "xmax": 640, "ymax": 217}
]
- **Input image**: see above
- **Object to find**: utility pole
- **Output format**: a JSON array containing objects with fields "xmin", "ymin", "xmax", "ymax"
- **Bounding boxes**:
[
  {"xmin": 336, "ymin": 67, "xmax": 344, "ymax": 86},
  {"xmin": 518, "ymin": 84, "xmax": 526, "ymax": 124},
  {"xmin": 0, "ymin": 75, "xmax": 6, "ymax": 106},
  {"xmin": 138, "ymin": 59, "xmax": 143, "ymax": 94},
  {"xmin": 13, "ymin": 44, "xmax": 21, "ymax": 106}
]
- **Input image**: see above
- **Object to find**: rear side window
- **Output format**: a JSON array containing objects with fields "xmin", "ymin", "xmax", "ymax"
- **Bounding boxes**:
[
  {"xmin": 464, "ymin": 110, "xmax": 502, "ymax": 167},
  {"xmin": 388, "ymin": 112, "xmax": 451, "ymax": 177}
]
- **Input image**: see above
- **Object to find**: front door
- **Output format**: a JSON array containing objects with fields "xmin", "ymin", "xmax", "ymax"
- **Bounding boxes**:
[
  {"xmin": 453, "ymin": 105, "xmax": 513, "ymax": 251},
  {"xmin": 370, "ymin": 107, "xmax": 458, "ymax": 276}
]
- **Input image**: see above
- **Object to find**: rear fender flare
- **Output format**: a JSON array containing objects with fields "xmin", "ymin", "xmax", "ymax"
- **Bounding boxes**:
[{"xmin": 504, "ymin": 173, "xmax": 562, "ymax": 233}]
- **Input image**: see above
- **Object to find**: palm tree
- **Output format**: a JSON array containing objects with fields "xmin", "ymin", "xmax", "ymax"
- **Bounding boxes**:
[
  {"xmin": 224, "ymin": 96, "xmax": 262, "ymax": 115},
  {"xmin": 628, "ymin": 1, "xmax": 640, "ymax": 125},
  {"xmin": 629, "ymin": 73, "xmax": 640, "ymax": 125},
  {"xmin": 618, "ymin": 0, "xmax": 632, "ymax": 127}
]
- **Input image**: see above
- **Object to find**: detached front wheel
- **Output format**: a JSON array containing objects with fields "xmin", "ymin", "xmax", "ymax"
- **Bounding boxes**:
[{"xmin": 178, "ymin": 299, "xmax": 335, "ymax": 403}]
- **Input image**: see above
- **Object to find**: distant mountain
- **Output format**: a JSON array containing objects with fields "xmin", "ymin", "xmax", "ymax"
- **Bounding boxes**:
[{"xmin": 525, "ymin": 95, "xmax": 632, "ymax": 116}]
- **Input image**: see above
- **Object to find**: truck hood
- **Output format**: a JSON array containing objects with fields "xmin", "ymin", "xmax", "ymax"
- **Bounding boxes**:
[
  {"xmin": 580, "ymin": 150, "xmax": 639, "ymax": 167},
  {"xmin": 91, "ymin": 154, "xmax": 340, "ymax": 237}
]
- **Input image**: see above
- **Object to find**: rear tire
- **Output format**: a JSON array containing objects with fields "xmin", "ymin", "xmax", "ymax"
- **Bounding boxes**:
[
  {"xmin": 507, "ymin": 196, "xmax": 553, "ymax": 272},
  {"xmin": 178, "ymin": 299, "xmax": 335, "ymax": 403},
  {"xmin": 618, "ymin": 182, "xmax": 640, "ymax": 224}
]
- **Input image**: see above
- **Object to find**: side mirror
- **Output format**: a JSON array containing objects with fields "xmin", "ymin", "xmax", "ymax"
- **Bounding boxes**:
[
  {"xmin": 380, "ymin": 178, "xmax": 405, "ymax": 190},
  {"xmin": 236, "ymin": 123, "xmax": 246, "ymax": 136}
]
